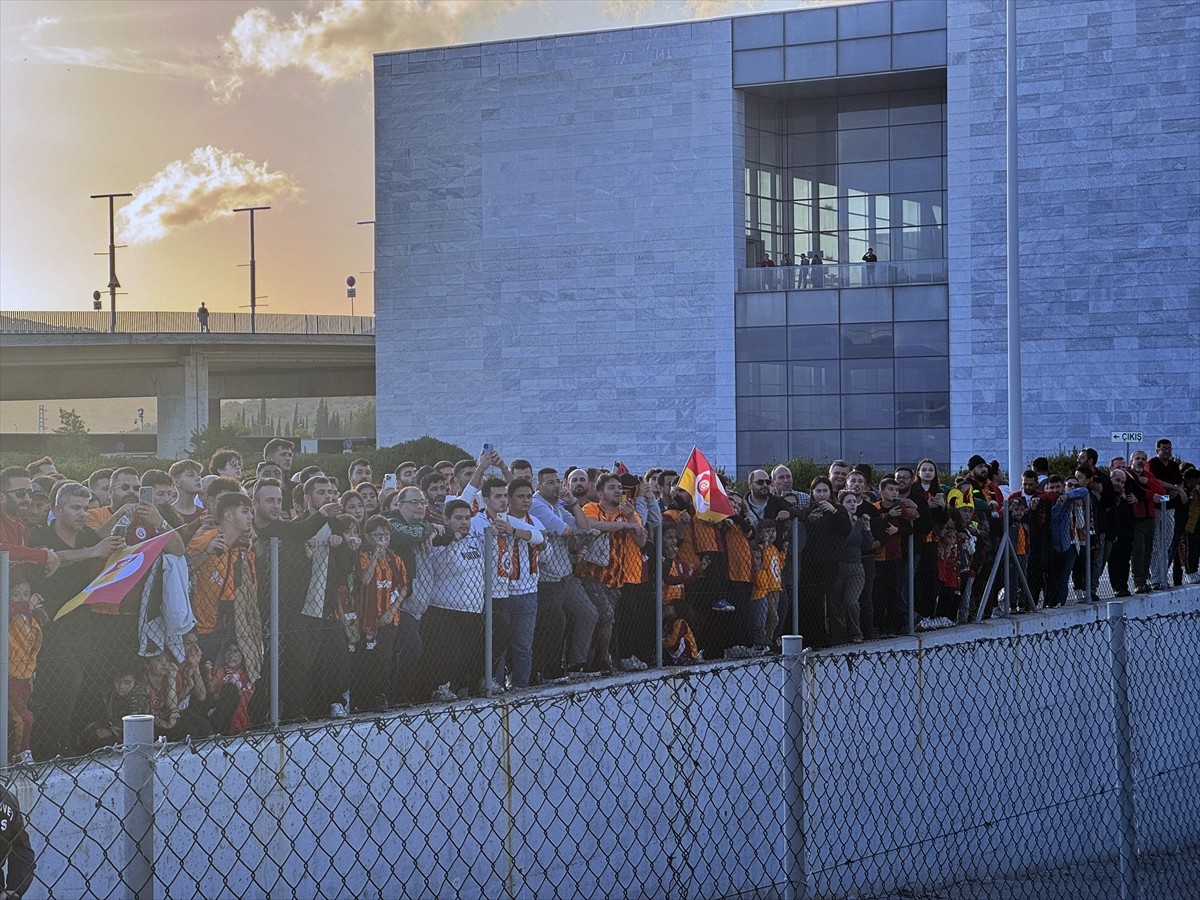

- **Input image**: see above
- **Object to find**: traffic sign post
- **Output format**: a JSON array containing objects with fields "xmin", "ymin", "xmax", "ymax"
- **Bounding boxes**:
[{"xmin": 1110, "ymin": 431, "xmax": 1143, "ymax": 465}]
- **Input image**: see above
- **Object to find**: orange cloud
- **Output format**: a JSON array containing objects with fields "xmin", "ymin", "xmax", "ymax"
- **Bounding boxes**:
[
  {"xmin": 217, "ymin": 0, "xmax": 525, "ymax": 96},
  {"xmin": 117, "ymin": 147, "xmax": 300, "ymax": 245}
]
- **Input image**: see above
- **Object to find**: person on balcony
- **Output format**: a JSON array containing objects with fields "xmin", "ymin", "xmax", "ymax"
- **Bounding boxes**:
[{"xmin": 862, "ymin": 247, "xmax": 878, "ymax": 285}]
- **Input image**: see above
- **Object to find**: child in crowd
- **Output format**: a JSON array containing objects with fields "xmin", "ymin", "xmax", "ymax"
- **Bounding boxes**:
[
  {"xmin": 661, "ymin": 523, "xmax": 699, "ymax": 664},
  {"xmin": 1006, "ymin": 495, "xmax": 1032, "ymax": 613},
  {"xmin": 353, "ymin": 515, "xmax": 407, "ymax": 709},
  {"xmin": 210, "ymin": 644, "xmax": 255, "ymax": 736},
  {"xmin": 80, "ymin": 661, "xmax": 144, "ymax": 753},
  {"xmin": 751, "ymin": 520, "xmax": 784, "ymax": 649},
  {"xmin": 7, "ymin": 569, "xmax": 46, "ymax": 763}
]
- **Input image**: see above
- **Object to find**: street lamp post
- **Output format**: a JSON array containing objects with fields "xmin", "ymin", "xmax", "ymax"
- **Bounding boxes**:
[
  {"xmin": 233, "ymin": 206, "xmax": 270, "ymax": 334},
  {"xmin": 90, "ymin": 192, "xmax": 132, "ymax": 333}
]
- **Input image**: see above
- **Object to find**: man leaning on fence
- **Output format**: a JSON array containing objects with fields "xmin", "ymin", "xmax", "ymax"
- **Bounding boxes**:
[{"xmin": 0, "ymin": 785, "xmax": 35, "ymax": 900}]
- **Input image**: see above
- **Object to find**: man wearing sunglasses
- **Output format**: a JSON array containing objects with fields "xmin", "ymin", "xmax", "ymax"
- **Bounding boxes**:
[
  {"xmin": 0, "ymin": 466, "xmax": 60, "ymax": 573},
  {"xmin": 743, "ymin": 469, "xmax": 798, "ymax": 531}
]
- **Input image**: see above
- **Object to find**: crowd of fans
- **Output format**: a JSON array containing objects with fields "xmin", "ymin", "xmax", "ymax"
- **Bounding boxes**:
[{"xmin": 2, "ymin": 437, "xmax": 1196, "ymax": 763}]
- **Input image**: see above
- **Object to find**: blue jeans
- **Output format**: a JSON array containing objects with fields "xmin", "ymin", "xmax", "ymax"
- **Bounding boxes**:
[{"xmin": 495, "ymin": 592, "xmax": 538, "ymax": 688}]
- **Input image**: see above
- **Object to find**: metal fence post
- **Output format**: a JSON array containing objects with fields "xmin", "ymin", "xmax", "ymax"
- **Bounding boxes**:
[
  {"xmin": 269, "ymin": 537, "xmax": 280, "ymax": 726},
  {"xmin": 1085, "ymin": 491, "xmax": 1092, "ymax": 602},
  {"xmin": 781, "ymin": 634, "xmax": 806, "ymax": 900},
  {"xmin": 790, "ymin": 518, "xmax": 800, "ymax": 638},
  {"xmin": 122, "ymin": 713, "xmax": 156, "ymax": 900},
  {"xmin": 1002, "ymin": 497, "xmax": 1011, "ymax": 616},
  {"xmin": 484, "ymin": 527, "xmax": 495, "ymax": 698},
  {"xmin": 1107, "ymin": 601, "xmax": 1140, "ymax": 900},
  {"xmin": 906, "ymin": 533, "xmax": 916, "ymax": 635},
  {"xmin": 655, "ymin": 519, "xmax": 664, "ymax": 669},
  {"xmin": 1, "ymin": 551, "xmax": 9, "ymax": 767}
]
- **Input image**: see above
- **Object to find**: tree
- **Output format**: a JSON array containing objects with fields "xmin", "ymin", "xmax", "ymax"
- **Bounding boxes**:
[{"xmin": 54, "ymin": 408, "xmax": 89, "ymax": 434}]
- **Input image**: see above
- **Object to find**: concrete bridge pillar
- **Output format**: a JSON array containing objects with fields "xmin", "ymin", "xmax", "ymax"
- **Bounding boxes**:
[{"xmin": 156, "ymin": 350, "xmax": 209, "ymax": 459}]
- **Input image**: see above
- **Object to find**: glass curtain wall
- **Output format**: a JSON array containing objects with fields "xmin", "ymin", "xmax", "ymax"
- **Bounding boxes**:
[
  {"xmin": 745, "ymin": 88, "xmax": 946, "ymax": 266},
  {"xmin": 738, "ymin": 88, "xmax": 949, "ymax": 476}
]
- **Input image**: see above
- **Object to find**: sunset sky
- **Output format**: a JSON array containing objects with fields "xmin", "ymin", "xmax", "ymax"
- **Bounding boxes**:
[{"xmin": 0, "ymin": 0, "xmax": 807, "ymax": 321}]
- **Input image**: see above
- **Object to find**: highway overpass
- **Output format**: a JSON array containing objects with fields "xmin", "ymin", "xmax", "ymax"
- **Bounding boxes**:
[{"xmin": 0, "ymin": 311, "xmax": 375, "ymax": 457}]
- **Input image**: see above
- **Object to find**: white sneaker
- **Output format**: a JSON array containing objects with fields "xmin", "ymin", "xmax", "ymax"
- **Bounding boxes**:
[
  {"xmin": 1184, "ymin": 572, "xmax": 1200, "ymax": 585},
  {"xmin": 431, "ymin": 683, "xmax": 456, "ymax": 702},
  {"xmin": 479, "ymin": 676, "xmax": 504, "ymax": 693},
  {"xmin": 15, "ymin": 750, "xmax": 33, "ymax": 765},
  {"xmin": 620, "ymin": 656, "xmax": 649, "ymax": 671},
  {"xmin": 329, "ymin": 702, "xmax": 349, "ymax": 719}
]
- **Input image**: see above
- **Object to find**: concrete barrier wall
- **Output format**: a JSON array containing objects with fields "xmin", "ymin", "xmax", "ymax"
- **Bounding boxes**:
[{"xmin": 11, "ymin": 588, "xmax": 1198, "ymax": 899}]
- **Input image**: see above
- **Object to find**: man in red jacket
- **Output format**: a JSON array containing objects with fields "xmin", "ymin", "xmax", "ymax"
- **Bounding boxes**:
[
  {"xmin": 0, "ymin": 466, "xmax": 59, "ymax": 574},
  {"xmin": 1127, "ymin": 451, "xmax": 1166, "ymax": 593}
]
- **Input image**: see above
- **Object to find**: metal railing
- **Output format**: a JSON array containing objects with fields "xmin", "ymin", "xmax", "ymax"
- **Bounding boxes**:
[
  {"xmin": 737, "ymin": 258, "xmax": 948, "ymax": 292},
  {"xmin": 0, "ymin": 310, "xmax": 376, "ymax": 336}
]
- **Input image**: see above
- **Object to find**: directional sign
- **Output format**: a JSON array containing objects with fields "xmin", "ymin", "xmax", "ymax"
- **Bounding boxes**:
[{"xmin": 1111, "ymin": 431, "xmax": 1144, "ymax": 443}]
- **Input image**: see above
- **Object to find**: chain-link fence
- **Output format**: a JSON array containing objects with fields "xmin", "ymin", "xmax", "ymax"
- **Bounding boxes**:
[{"xmin": 2, "ymin": 594, "xmax": 1197, "ymax": 899}]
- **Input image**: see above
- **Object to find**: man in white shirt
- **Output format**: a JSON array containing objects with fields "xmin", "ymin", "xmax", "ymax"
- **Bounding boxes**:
[
  {"xmin": 531, "ymin": 468, "xmax": 599, "ymax": 680},
  {"xmin": 463, "ymin": 475, "xmax": 544, "ymax": 688}
]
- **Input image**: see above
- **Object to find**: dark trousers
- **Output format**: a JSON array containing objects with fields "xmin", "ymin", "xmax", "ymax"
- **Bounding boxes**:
[
  {"xmin": 534, "ymin": 579, "xmax": 567, "ymax": 680},
  {"xmin": 420, "ymin": 606, "xmax": 486, "ymax": 695},
  {"xmin": 798, "ymin": 569, "xmax": 832, "ymax": 648},
  {"xmin": 873, "ymin": 559, "xmax": 903, "ymax": 635},
  {"xmin": 1130, "ymin": 519, "xmax": 1154, "ymax": 586},
  {"xmin": 1108, "ymin": 535, "xmax": 1133, "ymax": 593},
  {"xmin": 1186, "ymin": 529, "xmax": 1200, "ymax": 574},
  {"xmin": 389, "ymin": 612, "xmax": 423, "ymax": 702},
  {"xmin": 617, "ymin": 582, "xmax": 658, "ymax": 666},
  {"xmin": 281, "ymin": 615, "xmax": 349, "ymax": 720},
  {"xmin": 348, "ymin": 623, "xmax": 397, "ymax": 711},
  {"xmin": 858, "ymin": 557, "xmax": 876, "ymax": 638}
]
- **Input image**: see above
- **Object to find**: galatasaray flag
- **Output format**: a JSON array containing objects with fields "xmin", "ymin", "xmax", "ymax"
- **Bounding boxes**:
[
  {"xmin": 53, "ymin": 529, "xmax": 174, "ymax": 621},
  {"xmin": 678, "ymin": 447, "xmax": 735, "ymax": 522}
]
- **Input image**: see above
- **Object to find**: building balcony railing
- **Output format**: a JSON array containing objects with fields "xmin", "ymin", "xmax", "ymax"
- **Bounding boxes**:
[
  {"xmin": 0, "ymin": 310, "xmax": 376, "ymax": 336},
  {"xmin": 737, "ymin": 259, "xmax": 947, "ymax": 293}
]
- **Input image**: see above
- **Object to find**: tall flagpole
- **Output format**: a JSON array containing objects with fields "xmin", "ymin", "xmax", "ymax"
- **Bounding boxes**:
[{"xmin": 1006, "ymin": 0, "xmax": 1023, "ymax": 483}]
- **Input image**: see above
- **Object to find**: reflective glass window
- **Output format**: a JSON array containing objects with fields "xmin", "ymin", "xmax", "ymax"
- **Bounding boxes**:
[
  {"xmin": 838, "ymin": 95, "xmax": 889, "ymax": 128},
  {"xmin": 842, "ymin": 393, "xmax": 894, "ymax": 429},
  {"xmin": 737, "ymin": 361, "xmax": 789, "ymax": 396},
  {"xmin": 840, "ymin": 161, "xmax": 889, "ymax": 196},
  {"xmin": 790, "ymin": 359, "xmax": 839, "ymax": 394},
  {"xmin": 839, "ymin": 127, "xmax": 890, "ymax": 163},
  {"xmin": 789, "ymin": 132, "xmax": 836, "ymax": 166},
  {"xmin": 735, "ymin": 292, "xmax": 787, "ymax": 327},
  {"xmin": 894, "ymin": 357, "xmax": 949, "ymax": 393},
  {"xmin": 890, "ymin": 123, "xmax": 942, "ymax": 160},
  {"xmin": 789, "ymin": 324, "xmax": 840, "ymax": 359},
  {"xmin": 791, "ymin": 430, "xmax": 841, "ymax": 464},
  {"xmin": 736, "ymin": 327, "xmax": 787, "ymax": 362},
  {"xmin": 890, "ymin": 157, "xmax": 943, "ymax": 193},
  {"xmin": 895, "ymin": 428, "xmax": 950, "ymax": 468},
  {"xmin": 894, "ymin": 321, "xmax": 948, "ymax": 357},
  {"xmin": 893, "ymin": 285, "xmax": 948, "ymax": 321},
  {"xmin": 788, "ymin": 290, "xmax": 838, "ymax": 324},
  {"xmin": 790, "ymin": 395, "xmax": 841, "ymax": 426},
  {"xmin": 738, "ymin": 431, "xmax": 790, "ymax": 469},
  {"xmin": 840, "ymin": 288, "xmax": 892, "ymax": 323},
  {"xmin": 841, "ymin": 358, "xmax": 893, "ymax": 393},
  {"xmin": 841, "ymin": 323, "xmax": 893, "ymax": 358},
  {"xmin": 895, "ymin": 392, "xmax": 950, "ymax": 428},
  {"xmin": 841, "ymin": 429, "xmax": 895, "ymax": 468},
  {"xmin": 738, "ymin": 396, "xmax": 790, "ymax": 431}
]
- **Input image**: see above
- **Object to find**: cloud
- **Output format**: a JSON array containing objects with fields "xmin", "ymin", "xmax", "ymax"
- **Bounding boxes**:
[
  {"xmin": 218, "ymin": 0, "xmax": 525, "ymax": 93},
  {"xmin": 117, "ymin": 147, "xmax": 301, "ymax": 245},
  {"xmin": 601, "ymin": 0, "xmax": 767, "ymax": 21}
]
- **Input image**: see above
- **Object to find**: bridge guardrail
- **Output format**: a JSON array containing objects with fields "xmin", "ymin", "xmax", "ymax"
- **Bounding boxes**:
[{"xmin": 0, "ymin": 311, "xmax": 376, "ymax": 336}]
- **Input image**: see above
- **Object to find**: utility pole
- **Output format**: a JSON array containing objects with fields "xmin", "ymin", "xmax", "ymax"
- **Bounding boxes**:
[
  {"xmin": 91, "ymin": 192, "xmax": 133, "ymax": 333},
  {"xmin": 233, "ymin": 206, "xmax": 270, "ymax": 333}
]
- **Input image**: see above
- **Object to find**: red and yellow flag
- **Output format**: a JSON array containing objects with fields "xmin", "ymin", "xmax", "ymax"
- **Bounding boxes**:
[
  {"xmin": 677, "ymin": 447, "xmax": 735, "ymax": 522},
  {"xmin": 53, "ymin": 530, "xmax": 173, "ymax": 620}
]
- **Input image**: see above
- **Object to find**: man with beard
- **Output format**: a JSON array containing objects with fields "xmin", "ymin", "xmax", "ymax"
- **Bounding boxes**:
[
  {"xmin": 27, "ymin": 482, "xmax": 125, "ymax": 759},
  {"xmin": 530, "ymin": 468, "xmax": 598, "ymax": 681},
  {"xmin": 0, "ymin": 467, "xmax": 59, "ymax": 572}
]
